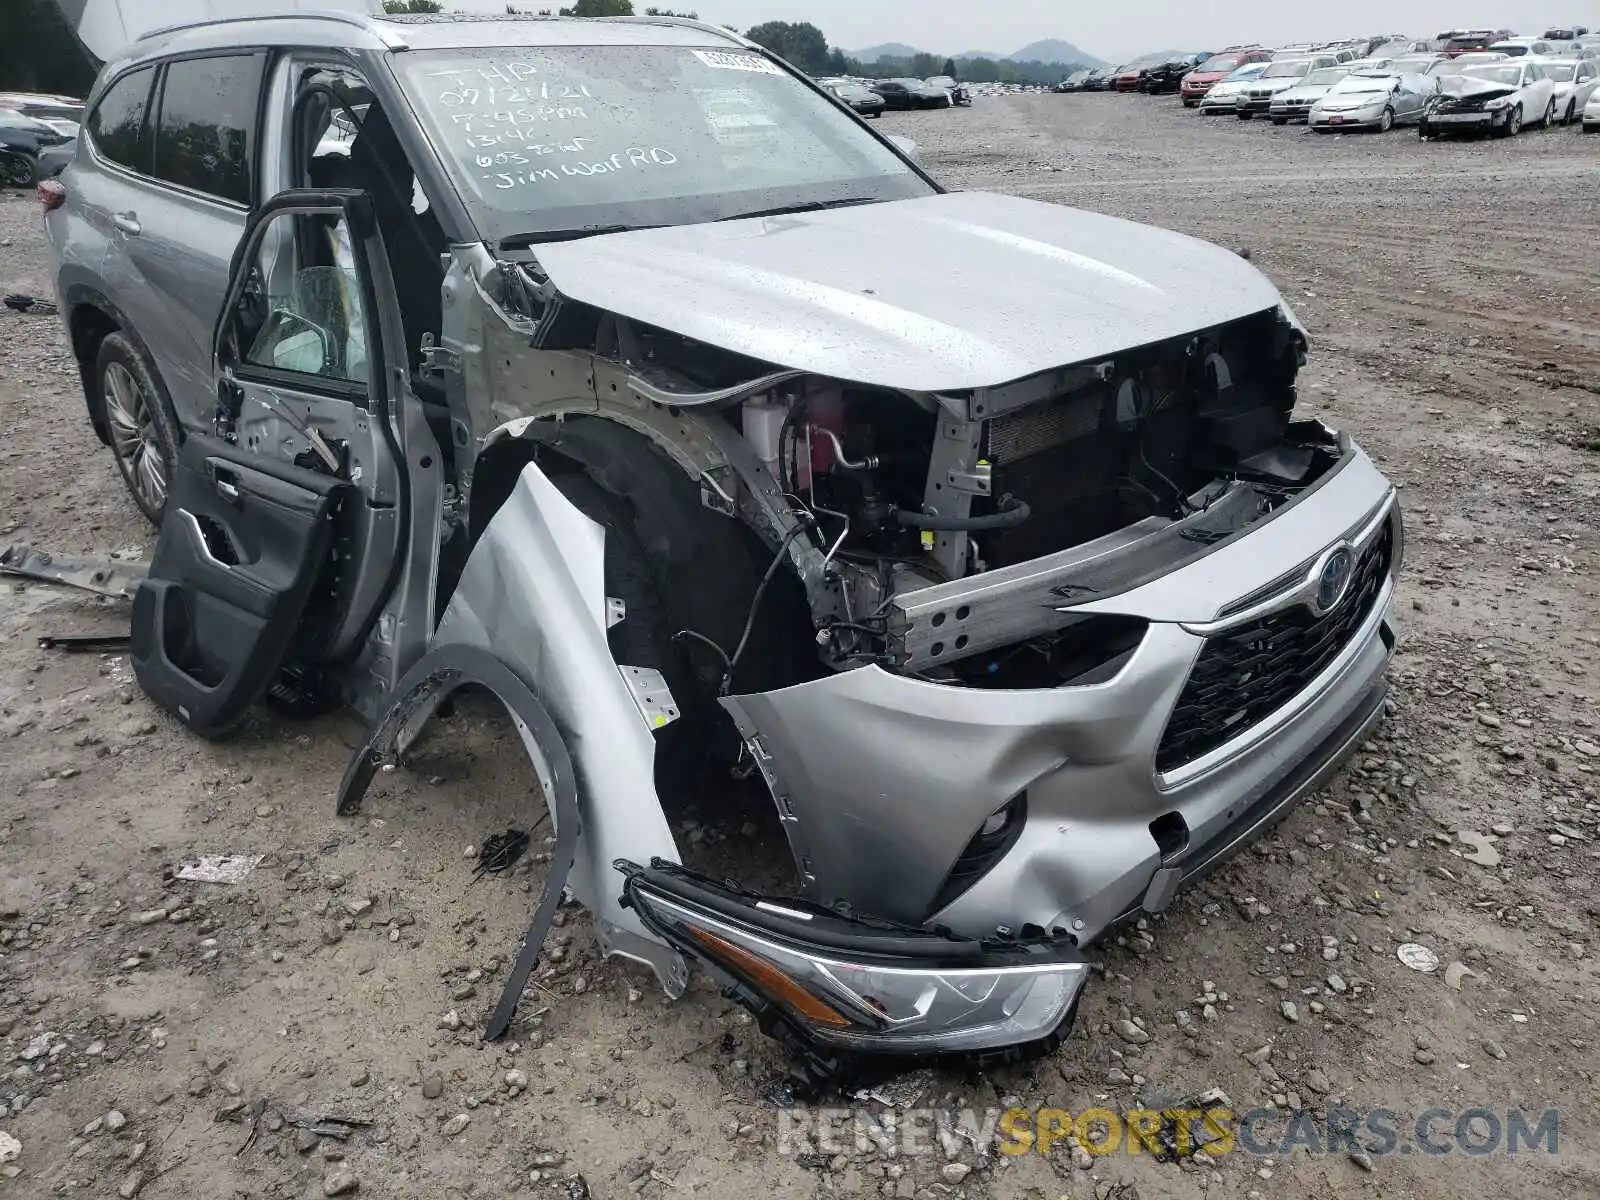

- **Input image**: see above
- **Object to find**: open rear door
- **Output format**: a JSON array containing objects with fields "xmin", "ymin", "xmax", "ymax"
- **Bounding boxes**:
[
  {"xmin": 131, "ymin": 189, "xmax": 423, "ymax": 737},
  {"xmin": 56, "ymin": 0, "xmax": 380, "ymax": 66}
]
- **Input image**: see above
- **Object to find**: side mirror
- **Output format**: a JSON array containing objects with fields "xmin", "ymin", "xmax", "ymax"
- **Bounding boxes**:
[
  {"xmin": 886, "ymin": 133, "xmax": 922, "ymax": 164},
  {"xmin": 256, "ymin": 309, "xmax": 333, "ymax": 374}
]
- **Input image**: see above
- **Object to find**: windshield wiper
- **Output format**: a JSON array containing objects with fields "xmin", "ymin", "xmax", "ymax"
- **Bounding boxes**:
[
  {"xmin": 499, "ymin": 224, "xmax": 659, "ymax": 249},
  {"xmin": 714, "ymin": 197, "xmax": 880, "ymax": 222}
]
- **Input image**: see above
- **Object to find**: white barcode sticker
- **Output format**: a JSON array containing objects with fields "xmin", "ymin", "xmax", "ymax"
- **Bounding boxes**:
[{"xmin": 692, "ymin": 49, "xmax": 783, "ymax": 75}]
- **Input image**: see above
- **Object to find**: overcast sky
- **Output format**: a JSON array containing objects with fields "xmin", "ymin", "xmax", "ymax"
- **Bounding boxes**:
[{"xmin": 462, "ymin": 1, "xmax": 1581, "ymax": 60}]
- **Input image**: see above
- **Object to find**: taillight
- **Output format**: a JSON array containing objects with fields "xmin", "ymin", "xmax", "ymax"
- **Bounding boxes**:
[{"xmin": 37, "ymin": 180, "xmax": 65, "ymax": 212}]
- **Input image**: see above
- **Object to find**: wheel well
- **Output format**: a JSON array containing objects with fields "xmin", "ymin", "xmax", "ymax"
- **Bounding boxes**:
[
  {"xmin": 466, "ymin": 418, "xmax": 819, "ymax": 698},
  {"xmin": 69, "ymin": 304, "xmax": 119, "ymax": 445}
]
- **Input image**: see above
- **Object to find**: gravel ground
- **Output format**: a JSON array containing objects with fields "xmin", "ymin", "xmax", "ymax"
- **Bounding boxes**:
[{"xmin": 2, "ymin": 91, "xmax": 1599, "ymax": 1200}]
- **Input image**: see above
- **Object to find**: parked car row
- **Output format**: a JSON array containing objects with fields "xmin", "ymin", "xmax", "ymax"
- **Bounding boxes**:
[
  {"xmin": 0, "ymin": 92, "xmax": 81, "ymax": 187},
  {"xmin": 1064, "ymin": 30, "xmax": 1600, "ymax": 141}
]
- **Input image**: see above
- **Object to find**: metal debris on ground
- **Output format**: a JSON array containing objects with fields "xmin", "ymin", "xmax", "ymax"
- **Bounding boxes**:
[
  {"xmin": 1135, "ymin": 1087, "xmax": 1234, "ymax": 1160},
  {"xmin": 0, "ymin": 544, "xmax": 146, "ymax": 599},
  {"xmin": 174, "ymin": 854, "xmax": 264, "ymax": 885},
  {"xmin": 1455, "ymin": 830, "xmax": 1501, "ymax": 867},
  {"xmin": 1397, "ymin": 943, "xmax": 1441, "ymax": 973},
  {"xmin": 564, "ymin": 1176, "xmax": 592, "ymax": 1200},
  {"xmin": 472, "ymin": 829, "xmax": 531, "ymax": 881},
  {"xmin": 278, "ymin": 1103, "xmax": 373, "ymax": 1141},
  {"xmin": 852, "ymin": 1068, "xmax": 937, "ymax": 1108},
  {"xmin": 3, "ymin": 293, "xmax": 57, "ymax": 316},
  {"xmin": 38, "ymin": 632, "xmax": 133, "ymax": 652}
]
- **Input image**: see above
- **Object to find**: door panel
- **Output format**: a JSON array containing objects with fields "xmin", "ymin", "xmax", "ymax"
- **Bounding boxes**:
[
  {"xmin": 130, "ymin": 189, "xmax": 416, "ymax": 737},
  {"xmin": 131, "ymin": 436, "xmax": 347, "ymax": 737}
]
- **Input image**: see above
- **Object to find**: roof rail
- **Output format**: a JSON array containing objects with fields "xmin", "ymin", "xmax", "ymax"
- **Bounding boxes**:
[
  {"xmin": 137, "ymin": 9, "xmax": 406, "ymax": 50},
  {"xmin": 603, "ymin": 14, "xmax": 752, "ymax": 49}
]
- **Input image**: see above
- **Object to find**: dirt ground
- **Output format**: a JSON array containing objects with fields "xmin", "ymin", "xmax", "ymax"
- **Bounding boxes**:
[{"xmin": 3, "ymin": 91, "xmax": 1599, "ymax": 1200}]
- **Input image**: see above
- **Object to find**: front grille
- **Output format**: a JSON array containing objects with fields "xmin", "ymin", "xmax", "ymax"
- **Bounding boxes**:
[{"xmin": 1156, "ymin": 522, "xmax": 1394, "ymax": 772}]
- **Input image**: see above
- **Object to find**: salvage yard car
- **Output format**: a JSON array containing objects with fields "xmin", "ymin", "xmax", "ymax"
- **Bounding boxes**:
[
  {"xmin": 1180, "ymin": 49, "xmax": 1272, "ymax": 105},
  {"xmin": 1268, "ymin": 65, "xmax": 1351, "ymax": 123},
  {"xmin": 1237, "ymin": 55, "xmax": 1340, "ymax": 117},
  {"xmin": 1421, "ymin": 59, "xmax": 1558, "ymax": 137},
  {"xmin": 1538, "ymin": 57, "xmax": 1600, "ymax": 122},
  {"xmin": 820, "ymin": 77, "xmax": 886, "ymax": 118},
  {"xmin": 1198, "ymin": 61, "xmax": 1271, "ymax": 113},
  {"xmin": 1309, "ymin": 71, "xmax": 1436, "ymax": 131},
  {"xmin": 869, "ymin": 76, "xmax": 952, "ymax": 109},
  {"xmin": 44, "ymin": 9, "xmax": 1402, "ymax": 1074}
]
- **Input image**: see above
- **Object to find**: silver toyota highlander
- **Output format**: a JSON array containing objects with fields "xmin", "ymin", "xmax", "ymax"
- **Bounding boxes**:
[{"xmin": 43, "ymin": 7, "xmax": 1401, "ymax": 1075}]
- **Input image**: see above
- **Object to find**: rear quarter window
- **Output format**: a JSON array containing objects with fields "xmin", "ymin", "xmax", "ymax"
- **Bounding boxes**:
[
  {"xmin": 152, "ymin": 53, "xmax": 266, "ymax": 205},
  {"xmin": 86, "ymin": 66, "xmax": 157, "ymax": 172}
]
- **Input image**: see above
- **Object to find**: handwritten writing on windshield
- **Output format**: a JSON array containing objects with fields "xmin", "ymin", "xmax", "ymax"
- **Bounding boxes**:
[
  {"xmin": 483, "ymin": 146, "xmax": 680, "ymax": 191},
  {"xmin": 422, "ymin": 59, "xmax": 682, "ymax": 196}
]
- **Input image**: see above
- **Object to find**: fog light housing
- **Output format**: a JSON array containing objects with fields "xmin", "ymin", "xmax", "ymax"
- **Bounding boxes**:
[{"xmin": 617, "ymin": 859, "xmax": 1088, "ymax": 1065}]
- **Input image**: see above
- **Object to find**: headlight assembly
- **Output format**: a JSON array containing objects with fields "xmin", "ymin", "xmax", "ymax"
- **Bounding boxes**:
[{"xmin": 617, "ymin": 859, "xmax": 1089, "ymax": 1070}]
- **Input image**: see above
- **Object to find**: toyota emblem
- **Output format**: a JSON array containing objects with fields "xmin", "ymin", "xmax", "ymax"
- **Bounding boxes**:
[{"xmin": 1311, "ymin": 546, "xmax": 1355, "ymax": 616}]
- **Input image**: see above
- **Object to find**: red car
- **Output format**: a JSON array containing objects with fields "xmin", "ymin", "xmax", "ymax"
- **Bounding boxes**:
[{"xmin": 1180, "ymin": 49, "xmax": 1272, "ymax": 106}]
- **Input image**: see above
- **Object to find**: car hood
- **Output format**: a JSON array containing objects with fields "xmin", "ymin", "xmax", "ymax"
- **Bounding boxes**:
[
  {"xmin": 1278, "ymin": 82, "xmax": 1338, "ymax": 100},
  {"xmin": 1187, "ymin": 70, "xmax": 1230, "ymax": 83},
  {"xmin": 1439, "ymin": 76, "xmax": 1520, "ymax": 99},
  {"xmin": 1251, "ymin": 77, "xmax": 1308, "ymax": 92},
  {"xmin": 531, "ymin": 191, "xmax": 1284, "ymax": 393}
]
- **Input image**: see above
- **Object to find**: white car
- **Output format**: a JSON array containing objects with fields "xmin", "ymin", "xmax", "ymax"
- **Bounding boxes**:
[
  {"xmin": 1534, "ymin": 57, "xmax": 1600, "ymax": 122},
  {"xmin": 1488, "ymin": 38, "xmax": 1563, "ymax": 57},
  {"xmin": 1269, "ymin": 66, "xmax": 1352, "ymax": 122},
  {"xmin": 1237, "ymin": 55, "xmax": 1341, "ymax": 117},
  {"xmin": 1584, "ymin": 85, "xmax": 1600, "ymax": 130},
  {"xmin": 1309, "ymin": 71, "xmax": 1438, "ymax": 130},
  {"xmin": 1421, "ymin": 59, "xmax": 1559, "ymax": 137},
  {"xmin": 1197, "ymin": 62, "xmax": 1270, "ymax": 113}
]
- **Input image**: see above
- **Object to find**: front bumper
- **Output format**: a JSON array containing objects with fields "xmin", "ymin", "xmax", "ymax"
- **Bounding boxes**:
[
  {"xmin": 1310, "ymin": 108, "xmax": 1386, "ymax": 128},
  {"xmin": 1423, "ymin": 107, "xmax": 1507, "ymax": 131},
  {"xmin": 724, "ymin": 448, "xmax": 1401, "ymax": 948}
]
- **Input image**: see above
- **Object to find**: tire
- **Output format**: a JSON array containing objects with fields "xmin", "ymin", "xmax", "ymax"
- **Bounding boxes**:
[
  {"xmin": 1378, "ymin": 107, "xmax": 1395, "ymax": 133},
  {"xmin": 1237, "ymin": 109, "xmax": 1253, "ymax": 120},
  {"xmin": 1499, "ymin": 104, "xmax": 1522, "ymax": 137},
  {"xmin": 1271, "ymin": 116, "xmax": 1287, "ymax": 126},
  {"xmin": 0, "ymin": 150, "xmax": 35, "ymax": 188},
  {"xmin": 1182, "ymin": 99, "xmax": 1197, "ymax": 108},
  {"xmin": 1563, "ymin": 101, "xmax": 1576, "ymax": 125},
  {"xmin": 93, "ymin": 332, "xmax": 182, "ymax": 526},
  {"xmin": 1542, "ymin": 99, "xmax": 1556, "ymax": 128}
]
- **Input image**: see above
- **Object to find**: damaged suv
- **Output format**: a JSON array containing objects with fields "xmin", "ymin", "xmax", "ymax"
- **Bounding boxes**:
[{"xmin": 46, "ymin": 11, "xmax": 1401, "ymax": 1074}]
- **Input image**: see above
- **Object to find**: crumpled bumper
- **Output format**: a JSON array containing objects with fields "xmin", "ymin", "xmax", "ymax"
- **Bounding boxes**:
[{"xmin": 723, "ymin": 448, "xmax": 1401, "ymax": 949}]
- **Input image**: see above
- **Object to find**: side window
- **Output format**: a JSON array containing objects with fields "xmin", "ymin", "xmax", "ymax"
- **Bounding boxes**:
[
  {"xmin": 239, "ymin": 211, "xmax": 370, "ymax": 386},
  {"xmin": 86, "ymin": 66, "xmax": 157, "ymax": 173},
  {"xmin": 152, "ymin": 54, "xmax": 266, "ymax": 205}
]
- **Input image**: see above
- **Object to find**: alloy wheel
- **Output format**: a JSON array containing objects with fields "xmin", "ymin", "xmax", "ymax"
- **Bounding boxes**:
[{"xmin": 102, "ymin": 361, "xmax": 169, "ymax": 516}]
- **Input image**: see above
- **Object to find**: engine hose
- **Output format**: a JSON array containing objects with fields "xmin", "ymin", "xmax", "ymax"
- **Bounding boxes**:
[{"xmin": 895, "ymin": 497, "xmax": 1031, "ymax": 532}]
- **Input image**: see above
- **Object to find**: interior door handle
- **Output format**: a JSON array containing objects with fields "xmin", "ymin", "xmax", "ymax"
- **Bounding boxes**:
[{"xmin": 112, "ymin": 212, "xmax": 141, "ymax": 236}]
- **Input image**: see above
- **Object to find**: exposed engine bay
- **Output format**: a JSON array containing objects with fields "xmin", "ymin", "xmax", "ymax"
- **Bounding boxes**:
[{"xmin": 523, "ymin": 290, "xmax": 1342, "ymax": 692}]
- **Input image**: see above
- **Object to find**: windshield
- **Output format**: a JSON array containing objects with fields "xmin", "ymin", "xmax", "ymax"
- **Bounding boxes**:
[
  {"xmin": 1460, "ymin": 64, "xmax": 1525, "ymax": 85},
  {"xmin": 1195, "ymin": 54, "xmax": 1242, "ymax": 73},
  {"xmin": 1222, "ymin": 64, "xmax": 1267, "ymax": 82},
  {"xmin": 393, "ymin": 46, "xmax": 928, "ymax": 243},
  {"xmin": 1301, "ymin": 68, "xmax": 1349, "ymax": 86},
  {"xmin": 1262, "ymin": 61, "xmax": 1314, "ymax": 78}
]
